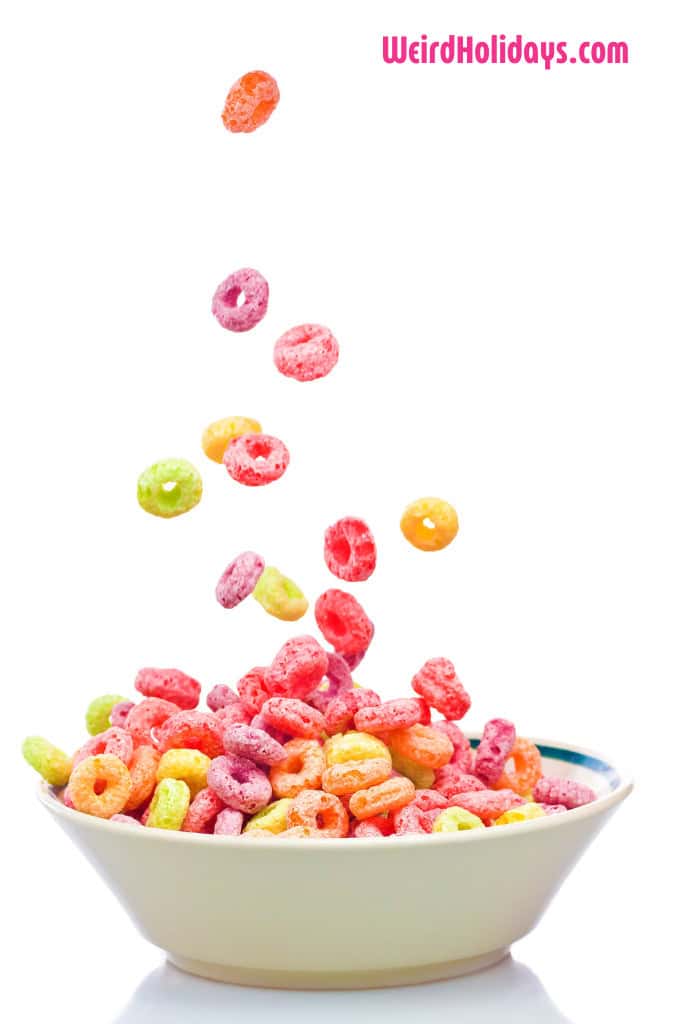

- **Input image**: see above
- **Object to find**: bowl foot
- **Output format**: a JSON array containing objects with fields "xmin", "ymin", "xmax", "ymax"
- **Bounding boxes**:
[{"xmin": 167, "ymin": 947, "xmax": 510, "ymax": 989}]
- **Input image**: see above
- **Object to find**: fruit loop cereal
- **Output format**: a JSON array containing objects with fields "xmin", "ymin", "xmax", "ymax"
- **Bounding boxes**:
[
  {"xmin": 400, "ymin": 497, "xmax": 459, "ymax": 552},
  {"xmin": 252, "ymin": 567, "xmax": 308, "ymax": 621},
  {"xmin": 273, "ymin": 324, "xmax": 339, "ymax": 382},
  {"xmin": 223, "ymin": 433, "xmax": 289, "ymax": 487},
  {"xmin": 202, "ymin": 416, "xmax": 262, "ymax": 464},
  {"xmin": 137, "ymin": 458, "xmax": 202, "ymax": 518},
  {"xmin": 222, "ymin": 71, "xmax": 280, "ymax": 134},
  {"xmin": 135, "ymin": 668, "xmax": 201, "ymax": 711},
  {"xmin": 211, "ymin": 268, "xmax": 269, "ymax": 333},
  {"xmin": 25, "ymin": 643, "xmax": 600, "ymax": 838},
  {"xmin": 315, "ymin": 589, "xmax": 374, "ymax": 656},
  {"xmin": 324, "ymin": 517, "xmax": 377, "ymax": 582},
  {"xmin": 215, "ymin": 552, "xmax": 265, "ymax": 609}
]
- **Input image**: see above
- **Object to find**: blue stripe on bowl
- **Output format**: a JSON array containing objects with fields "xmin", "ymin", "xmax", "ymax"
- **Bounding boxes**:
[{"xmin": 469, "ymin": 739, "xmax": 620, "ymax": 790}]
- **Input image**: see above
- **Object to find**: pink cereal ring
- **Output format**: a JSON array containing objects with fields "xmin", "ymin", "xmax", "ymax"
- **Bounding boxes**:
[
  {"xmin": 110, "ymin": 813, "xmax": 142, "ymax": 826},
  {"xmin": 287, "ymin": 789, "xmax": 349, "ymax": 838},
  {"xmin": 475, "ymin": 719, "xmax": 517, "ymax": 787},
  {"xmin": 433, "ymin": 766, "xmax": 486, "ymax": 801},
  {"xmin": 533, "ymin": 777, "xmax": 597, "ymax": 810},
  {"xmin": 273, "ymin": 324, "xmax": 339, "ymax": 382},
  {"xmin": 448, "ymin": 788, "xmax": 525, "ymax": 825},
  {"xmin": 73, "ymin": 727, "xmax": 133, "ymax": 770},
  {"xmin": 134, "ymin": 667, "xmax": 201, "ymax": 711},
  {"xmin": 315, "ymin": 589, "xmax": 374, "ymax": 656},
  {"xmin": 182, "ymin": 787, "xmax": 225, "ymax": 833},
  {"xmin": 393, "ymin": 802, "xmax": 436, "ymax": 836},
  {"xmin": 265, "ymin": 636, "xmax": 329, "ymax": 701},
  {"xmin": 324, "ymin": 688, "xmax": 381, "ymax": 734},
  {"xmin": 206, "ymin": 684, "xmax": 241, "ymax": 712},
  {"xmin": 236, "ymin": 667, "xmax": 270, "ymax": 716},
  {"xmin": 432, "ymin": 720, "xmax": 474, "ymax": 772},
  {"xmin": 208, "ymin": 754, "xmax": 272, "ymax": 814},
  {"xmin": 125, "ymin": 698, "xmax": 181, "ymax": 746},
  {"xmin": 354, "ymin": 698, "xmax": 425, "ymax": 735},
  {"xmin": 223, "ymin": 433, "xmax": 289, "ymax": 487},
  {"xmin": 214, "ymin": 807, "xmax": 245, "ymax": 835},
  {"xmin": 324, "ymin": 517, "xmax": 377, "ymax": 583},
  {"xmin": 540, "ymin": 803, "xmax": 567, "ymax": 815},
  {"xmin": 352, "ymin": 815, "xmax": 394, "ymax": 838},
  {"xmin": 250, "ymin": 712, "xmax": 289, "ymax": 745},
  {"xmin": 211, "ymin": 268, "xmax": 269, "ymax": 333},
  {"xmin": 110, "ymin": 701, "xmax": 134, "ymax": 728},
  {"xmin": 222, "ymin": 723, "xmax": 287, "ymax": 766},
  {"xmin": 213, "ymin": 702, "xmax": 251, "ymax": 728},
  {"xmin": 261, "ymin": 697, "xmax": 325, "ymax": 740},
  {"xmin": 155, "ymin": 711, "xmax": 224, "ymax": 758},
  {"xmin": 411, "ymin": 658, "xmax": 471, "ymax": 720},
  {"xmin": 215, "ymin": 552, "xmax": 265, "ymax": 609}
]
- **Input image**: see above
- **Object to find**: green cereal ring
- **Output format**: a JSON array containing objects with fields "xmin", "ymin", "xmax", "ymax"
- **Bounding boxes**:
[
  {"xmin": 137, "ymin": 458, "xmax": 203, "ymax": 519},
  {"xmin": 252, "ymin": 566, "xmax": 308, "ymax": 621},
  {"xmin": 244, "ymin": 798, "xmax": 293, "ymax": 834},
  {"xmin": 432, "ymin": 805, "xmax": 485, "ymax": 833},
  {"xmin": 390, "ymin": 748, "xmax": 435, "ymax": 790},
  {"xmin": 146, "ymin": 777, "xmax": 191, "ymax": 829},
  {"xmin": 22, "ymin": 736, "xmax": 73, "ymax": 786},
  {"xmin": 85, "ymin": 694, "xmax": 128, "ymax": 736}
]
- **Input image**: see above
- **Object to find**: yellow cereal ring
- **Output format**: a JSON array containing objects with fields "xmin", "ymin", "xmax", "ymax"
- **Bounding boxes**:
[
  {"xmin": 67, "ymin": 755, "xmax": 132, "ymax": 818},
  {"xmin": 324, "ymin": 731, "xmax": 391, "ymax": 766},
  {"xmin": 146, "ymin": 778, "xmax": 191, "ymax": 830},
  {"xmin": 400, "ymin": 497, "xmax": 459, "ymax": 552},
  {"xmin": 494, "ymin": 802, "xmax": 545, "ymax": 826},
  {"xmin": 432, "ymin": 806, "xmax": 485, "ymax": 832},
  {"xmin": 22, "ymin": 736, "xmax": 73, "ymax": 787},
  {"xmin": 202, "ymin": 416, "xmax": 262, "ymax": 463},
  {"xmin": 252, "ymin": 566, "xmax": 308, "ymax": 621},
  {"xmin": 390, "ymin": 748, "xmax": 436, "ymax": 790},
  {"xmin": 244, "ymin": 798, "xmax": 293, "ymax": 834},
  {"xmin": 156, "ymin": 748, "xmax": 211, "ymax": 799}
]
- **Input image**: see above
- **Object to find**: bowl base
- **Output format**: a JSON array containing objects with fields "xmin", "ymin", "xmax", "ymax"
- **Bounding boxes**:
[{"xmin": 167, "ymin": 947, "xmax": 510, "ymax": 990}]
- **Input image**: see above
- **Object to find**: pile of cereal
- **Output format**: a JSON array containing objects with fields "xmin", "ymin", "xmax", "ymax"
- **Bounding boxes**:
[{"xmin": 22, "ymin": 630, "xmax": 596, "ymax": 837}]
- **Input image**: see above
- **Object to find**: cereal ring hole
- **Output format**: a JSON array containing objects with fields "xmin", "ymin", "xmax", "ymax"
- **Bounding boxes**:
[
  {"xmin": 94, "ymin": 778, "xmax": 107, "ymax": 795},
  {"xmin": 222, "ymin": 286, "xmax": 246, "ymax": 308},
  {"xmin": 422, "ymin": 517, "xmax": 436, "ymax": 530},
  {"xmin": 330, "ymin": 536, "xmax": 351, "ymax": 566}
]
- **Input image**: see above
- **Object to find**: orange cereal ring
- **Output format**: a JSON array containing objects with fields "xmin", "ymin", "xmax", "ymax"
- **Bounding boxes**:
[
  {"xmin": 67, "ymin": 754, "xmax": 132, "ymax": 819},
  {"xmin": 349, "ymin": 776, "xmax": 415, "ymax": 820},
  {"xmin": 286, "ymin": 789, "xmax": 349, "ymax": 838},
  {"xmin": 494, "ymin": 738, "xmax": 543, "ymax": 796},
  {"xmin": 124, "ymin": 744, "xmax": 160, "ymax": 811},
  {"xmin": 322, "ymin": 757, "xmax": 392, "ymax": 796},
  {"xmin": 270, "ymin": 739, "xmax": 324, "ymax": 798},
  {"xmin": 390, "ymin": 724, "xmax": 454, "ymax": 769}
]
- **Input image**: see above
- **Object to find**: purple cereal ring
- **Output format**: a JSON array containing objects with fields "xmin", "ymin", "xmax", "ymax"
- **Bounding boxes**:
[
  {"xmin": 250, "ymin": 713, "xmax": 289, "ymax": 746},
  {"xmin": 110, "ymin": 701, "xmax": 135, "ymax": 729},
  {"xmin": 206, "ymin": 684, "xmax": 241, "ymax": 712},
  {"xmin": 208, "ymin": 754, "xmax": 272, "ymax": 814},
  {"xmin": 110, "ymin": 813, "xmax": 142, "ymax": 826},
  {"xmin": 273, "ymin": 324, "xmax": 339, "ymax": 382},
  {"xmin": 223, "ymin": 433, "xmax": 290, "ymax": 487},
  {"xmin": 214, "ymin": 807, "xmax": 245, "ymax": 836},
  {"xmin": 343, "ymin": 649, "xmax": 368, "ymax": 671},
  {"xmin": 432, "ymin": 720, "xmax": 474, "ymax": 773},
  {"xmin": 73, "ymin": 727, "xmax": 134, "ymax": 770},
  {"xmin": 216, "ymin": 551, "xmax": 265, "ymax": 609},
  {"xmin": 211, "ymin": 268, "xmax": 269, "ymax": 333},
  {"xmin": 474, "ymin": 718, "xmax": 516, "ymax": 787},
  {"xmin": 533, "ymin": 777, "xmax": 596, "ymax": 810},
  {"xmin": 222, "ymin": 723, "xmax": 287, "ymax": 766},
  {"xmin": 308, "ymin": 652, "xmax": 354, "ymax": 712}
]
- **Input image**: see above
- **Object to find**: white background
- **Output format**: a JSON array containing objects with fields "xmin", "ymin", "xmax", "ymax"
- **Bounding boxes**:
[{"xmin": 1, "ymin": 1, "xmax": 681, "ymax": 1020}]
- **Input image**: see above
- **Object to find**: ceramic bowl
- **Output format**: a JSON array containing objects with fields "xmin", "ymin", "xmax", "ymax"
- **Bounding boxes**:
[{"xmin": 39, "ymin": 735, "xmax": 632, "ymax": 989}]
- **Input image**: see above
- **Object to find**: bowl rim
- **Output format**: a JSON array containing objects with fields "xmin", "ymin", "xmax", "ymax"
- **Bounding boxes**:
[{"xmin": 38, "ymin": 733, "xmax": 633, "ymax": 850}]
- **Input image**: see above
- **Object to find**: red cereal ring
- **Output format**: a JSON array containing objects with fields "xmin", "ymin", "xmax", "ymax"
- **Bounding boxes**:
[
  {"xmin": 412, "ymin": 789, "xmax": 449, "ymax": 812},
  {"xmin": 213, "ymin": 702, "xmax": 251, "ymax": 728},
  {"xmin": 155, "ymin": 711, "xmax": 224, "ymax": 758},
  {"xmin": 223, "ymin": 433, "xmax": 289, "ymax": 487},
  {"xmin": 286, "ymin": 788, "xmax": 349, "ymax": 837},
  {"xmin": 448, "ymin": 788, "xmax": 525, "ymax": 825},
  {"xmin": 206, "ymin": 684, "xmax": 241, "ymax": 713},
  {"xmin": 433, "ymin": 766, "xmax": 486, "ymax": 801},
  {"xmin": 261, "ymin": 697, "xmax": 325, "ymax": 740},
  {"xmin": 324, "ymin": 688, "xmax": 381, "ymax": 735},
  {"xmin": 315, "ymin": 589, "xmax": 374, "ymax": 656},
  {"xmin": 411, "ymin": 658, "xmax": 471, "ymax": 721},
  {"xmin": 351, "ymin": 814, "xmax": 394, "ymax": 838},
  {"xmin": 73, "ymin": 727, "xmax": 134, "ymax": 770},
  {"xmin": 474, "ymin": 719, "xmax": 517, "ymax": 787},
  {"xmin": 265, "ymin": 636, "xmax": 328, "ymax": 701},
  {"xmin": 393, "ymin": 802, "xmax": 439, "ymax": 836},
  {"xmin": 533, "ymin": 776, "xmax": 596, "ymax": 810},
  {"xmin": 354, "ymin": 698, "xmax": 425, "ymax": 735},
  {"xmin": 134, "ymin": 667, "xmax": 201, "ymax": 711},
  {"xmin": 273, "ymin": 324, "xmax": 339, "ymax": 382},
  {"xmin": 236, "ymin": 667, "xmax": 270, "ymax": 716},
  {"xmin": 110, "ymin": 701, "xmax": 135, "ymax": 728},
  {"xmin": 182, "ymin": 787, "xmax": 225, "ymax": 833},
  {"xmin": 324, "ymin": 517, "xmax": 377, "ymax": 582},
  {"xmin": 126, "ymin": 698, "xmax": 180, "ymax": 746}
]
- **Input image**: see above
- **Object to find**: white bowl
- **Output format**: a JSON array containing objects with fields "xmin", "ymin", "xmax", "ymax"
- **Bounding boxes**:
[{"xmin": 39, "ymin": 735, "xmax": 632, "ymax": 989}]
